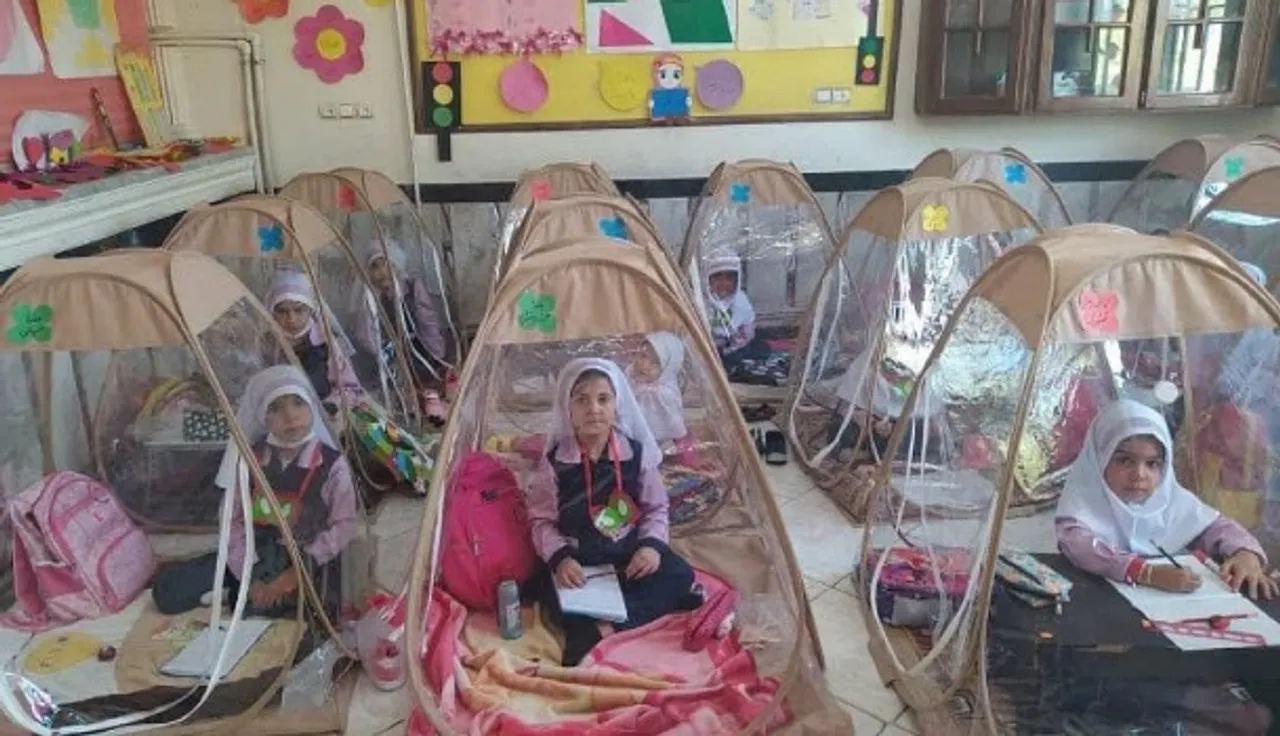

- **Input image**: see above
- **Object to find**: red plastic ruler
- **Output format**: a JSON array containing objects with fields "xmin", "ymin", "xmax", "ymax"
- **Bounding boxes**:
[{"xmin": 1142, "ymin": 618, "xmax": 1266, "ymax": 647}]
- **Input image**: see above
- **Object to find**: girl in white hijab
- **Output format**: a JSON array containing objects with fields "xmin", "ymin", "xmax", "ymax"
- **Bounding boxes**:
[
  {"xmin": 1055, "ymin": 400, "xmax": 1275, "ymax": 599},
  {"xmin": 152, "ymin": 366, "xmax": 359, "ymax": 617},
  {"xmin": 264, "ymin": 270, "xmax": 362, "ymax": 408},
  {"xmin": 629, "ymin": 332, "xmax": 689, "ymax": 444},
  {"xmin": 704, "ymin": 255, "xmax": 760, "ymax": 369}
]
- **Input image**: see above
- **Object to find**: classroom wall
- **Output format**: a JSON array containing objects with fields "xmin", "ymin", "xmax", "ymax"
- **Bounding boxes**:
[
  {"xmin": 0, "ymin": 0, "xmax": 146, "ymax": 151},
  {"xmin": 154, "ymin": 0, "xmax": 1279, "ymax": 185}
]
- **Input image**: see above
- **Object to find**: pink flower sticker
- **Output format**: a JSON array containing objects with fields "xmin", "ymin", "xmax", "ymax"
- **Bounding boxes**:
[
  {"xmin": 1077, "ymin": 289, "xmax": 1120, "ymax": 336},
  {"xmin": 293, "ymin": 5, "xmax": 365, "ymax": 85},
  {"xmin": 337, "ymin": 185, "xmax": 357, "ymax": 211},
  {"xmin": 530, "ymin": 179, "xmax": 552, "ymax": 202}
]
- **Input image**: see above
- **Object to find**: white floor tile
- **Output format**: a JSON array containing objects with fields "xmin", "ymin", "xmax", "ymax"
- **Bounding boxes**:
[
  {"xmin": 811, "ymin": 586, "xmax": 906, "ymax": 722},
  {"xmin": 778, "ymin": 489, "xmax": 862, "ymax": 586}
]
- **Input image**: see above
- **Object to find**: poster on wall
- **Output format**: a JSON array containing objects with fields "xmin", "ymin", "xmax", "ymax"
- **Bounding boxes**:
[
  {"xmin": 585, "ymin": 0, "xmax": 737, "ymax": 54},
  {"xmin": 428, "ymin": 0, "xmax": 582, "ymax": 56},
  {"xmin": 0, "ymin": 0, "xmax": 46, "ymax": 75},
  {"xmin": 735, "ymin": 0, "xmax": 867, "ymax": 50},
  {"xmin": 34, "ymin": 0, "xmax": 120, "ymax": 78}
]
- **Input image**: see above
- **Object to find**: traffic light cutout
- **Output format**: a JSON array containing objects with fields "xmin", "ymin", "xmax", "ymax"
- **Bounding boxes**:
[
  {"xmin": 856, "ymin": 0, "xmax": 883, "ymax": 86},
  {"xmin": 425, "ymin": 61, "xmax": 462, "ymax": 162}
]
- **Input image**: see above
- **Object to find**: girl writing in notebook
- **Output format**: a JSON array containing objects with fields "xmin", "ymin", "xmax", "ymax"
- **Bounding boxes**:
[
  {"xmin": 525, "ymin": 358, "xmax": 714, "ymax": 665},
  {"xmin": 1055, "ymin": 399, "xmax": 1276, "ymax": 600}
]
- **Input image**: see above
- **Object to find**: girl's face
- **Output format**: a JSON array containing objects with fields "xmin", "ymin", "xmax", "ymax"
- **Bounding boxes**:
[
  {"xmin": 569, "ymin": 374, "xmax": 616, "ymax": 441},
  {"xmin": 709, "ymin": 271, "xmax": 738, "ymax": 299},
  {"xmin": 630, "ymin": 343, "xmax": 661, "ymax": 383},
  {"xmin": 1104, "ymin": 434, "xmax": 1165, "ymax": 505},
  {"xmin": 272, "ymin": 300, "xmax": 313, "ymax": 339},
  {"xmin": 265, "ymin": 393, "xmax": 313, "ymax": 444},
  {"xmin": 368, "ymin": 257, "xmax": 395, "ymax": 294}
]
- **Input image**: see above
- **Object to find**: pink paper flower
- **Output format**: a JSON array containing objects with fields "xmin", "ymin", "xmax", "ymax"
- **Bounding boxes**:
[
  {"xmin": 1077, "ymin": 289, "xmax": 1120, "ymax": 336},
  {"xmin": 293, "ymin": 5, "xmax": 365, "ymax": 84}
]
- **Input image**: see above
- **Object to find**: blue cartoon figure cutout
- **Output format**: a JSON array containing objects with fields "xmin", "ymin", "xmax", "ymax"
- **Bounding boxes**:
[{"xmin": 649, "ymin": 53, "xmax": 691, "ymax": 124}]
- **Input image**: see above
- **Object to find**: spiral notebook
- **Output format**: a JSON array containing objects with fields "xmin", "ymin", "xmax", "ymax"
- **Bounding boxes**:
[
  {"xmin": 161, "ymin": 619, "xmax": 272, "ymax": 679},
  {"xmin": 555, "ymin": 566, "xmax": 629, "ymax": 623}
]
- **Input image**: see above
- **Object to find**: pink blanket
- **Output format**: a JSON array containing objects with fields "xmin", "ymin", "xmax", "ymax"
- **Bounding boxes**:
[{"xmin": 408, "ymin": 575, "xmax": 791, "ymax": 735}]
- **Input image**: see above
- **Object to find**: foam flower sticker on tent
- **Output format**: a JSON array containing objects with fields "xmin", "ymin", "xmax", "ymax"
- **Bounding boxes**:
[
  {"xmin": 293, "ymin": 5, "xmax": 366, "ymax": 85},
  {"xmin": 517, "ymin": 290, "xmax": 558, "ymax": 335},
  {"xmin": 922, "ymin": 204, "xmax": 950, "ymax": 233},
  {"xmin": 337, "ymin": 185, "xmax": 358, "ymax": 211},
  {"xmin": 258, "ymin": 224, "xmax": 284, "ymax": 252},
  {"xmin": 1077, "ymin": 288, "xmax": 1120, "ymax": 336},
  {"xmin": 7, "ymin": 304, "xmax": 54, "ymax": 345},
  {"xmin": 1224, "ymin": 155, "xmax": 1245, "ymax": 182},
  {"xmin": 531, "ymin": 179, "xmax": 552, "ymax": 202},
  {"xmin": 599, "ymin": 216, "xmax": 628, "ymax": 240},
  {"xmin": 730, "ymin": 183, "xmax": 751, "ymax": 204},
  {"xmin": 238, "ymin": 0, "xmax": 289, "ymax": 24},
  {"xmin": 1004, "ymin": 162, "xmax": 1028, "ymax": 185}
]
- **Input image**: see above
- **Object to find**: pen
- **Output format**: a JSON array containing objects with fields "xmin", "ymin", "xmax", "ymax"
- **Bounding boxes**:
[{"xmin": 1152, "ymin": 541, "xmax": 1184, "ymax": 570}]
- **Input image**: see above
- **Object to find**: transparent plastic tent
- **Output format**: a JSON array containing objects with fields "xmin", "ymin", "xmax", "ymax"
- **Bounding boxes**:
[
  {"xmin": 163, "ymin": 195, "xmax": 421, "ymax": 436},
  {"xmin": 495, "ymin": 162, "xmax": 620, "ymax": 280},
  {"xmin": 1190, "ymin": 165, "xmax": 1280, "ymax": 296},
  {"xmin": 1109, "ymin": 135, "xmax": 1280, "ymax": 234},
  {"xmin": 680, "ymin": 159, "xmax": 839, "ymax": 406},
  {"xmin": 404, "ymin": 236, "xmax": 850, "ymax": 735},
  {"xmin": 279, "ymin": 168, "xmax": 463, "ymax": 367},
  {"xmin": 856, "ymin": 226, "xmax": 1280, "ymax": 735},
  {"xmin": 0, "ymin": 251, "xmax": 359, "ymax": 735},
  {"xmin": 911, "ymin": 147, "xmax": 1072, "ymax": 229},
  {"xmin": 785, "ymin": 179, "xmax": 1043, "ymax": 520}
]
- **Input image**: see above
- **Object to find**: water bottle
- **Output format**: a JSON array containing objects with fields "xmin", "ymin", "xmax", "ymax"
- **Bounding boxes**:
[{"xmin": 497, "ymin": 579, "xmax": 522, "ymax": 640}]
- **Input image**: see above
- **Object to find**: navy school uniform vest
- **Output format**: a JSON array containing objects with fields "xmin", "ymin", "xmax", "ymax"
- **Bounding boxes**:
[{"xmin": 548, "ymin": 437, "xmax": 644, "ymax": 555}]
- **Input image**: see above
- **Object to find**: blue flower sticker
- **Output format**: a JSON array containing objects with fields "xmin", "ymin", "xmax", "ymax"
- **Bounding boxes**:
[
  {"xmin": 1004, "ymin": 163, "xmax": 1027, "ymax": 185},
  {"xmin": 258, "ymin": 223, "xmax": 284, "ymax": 253},
  {"xmin": 599, "ymin": 216, "xmax": 628, "ymax": 240},
  {"xmin": 729, "ymin": 183, "xmax": 751, "ymax": 204}
]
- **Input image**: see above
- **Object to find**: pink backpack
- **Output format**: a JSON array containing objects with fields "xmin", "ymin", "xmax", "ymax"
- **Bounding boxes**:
[
  {"xmin": 2, "ymin": 472, "xmax": 155, "ymax": 632},
  {"xmin": 438, "ymin": 452, "xmax": 538, "ymax": 611}
]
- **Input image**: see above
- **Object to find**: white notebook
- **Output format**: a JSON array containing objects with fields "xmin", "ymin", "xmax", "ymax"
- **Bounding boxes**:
[
  {"xmin": 161, "ymin": 618, "xmax": 272, "ymax": 679},
  {"xmin": 556, "ymin": 565, "xmax": 629, "ymax": 623}
]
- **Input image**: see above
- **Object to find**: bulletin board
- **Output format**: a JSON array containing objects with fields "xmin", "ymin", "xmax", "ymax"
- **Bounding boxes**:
[{"xmin": 411, "ymin": 0, "xmax": 901, "ymax": 132}]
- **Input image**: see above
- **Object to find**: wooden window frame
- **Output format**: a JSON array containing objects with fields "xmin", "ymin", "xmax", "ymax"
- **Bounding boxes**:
[
  {"xmin": 1144, "ymin": 0, "xmax": 1267, "ymax": 109},
  {"xmin": 1253, "ymin": 1, "xmax": 1280, "ymax": 105},
  {"xmin": 1034, "ymin": 0, "xmax": 1153, "ymax": 112},
  {"xmin": 916, "ymin": 0, "xmax": 1035, "ymax": 115}
]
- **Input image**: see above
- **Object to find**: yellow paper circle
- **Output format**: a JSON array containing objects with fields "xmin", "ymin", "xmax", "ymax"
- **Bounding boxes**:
[
  {"xmin": 24, "ymin": 632, "xmax": 103, "ymax": 675},
  {"xmin": 433, "ymin": 84, "xmax": 455, "ymax": 105},
  {"xmin": 598, "ymin": 61, "xmax": 649, "ymax": 112},
  {"xmin": 316, "ymin": 29, "xmax": 347, "ymax": 62}
]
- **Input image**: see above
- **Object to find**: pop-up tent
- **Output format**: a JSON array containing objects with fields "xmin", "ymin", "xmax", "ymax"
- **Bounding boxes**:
[
  {"xmin": 1189, "ymin": 165, "xmax": 1280, "ymax": 296},
  {"xmin": 856, "ymin": 226, "xmax": 1279, "ymax": 735},
  {"xmin": 680, "ymin": 159, "xmax": 839, "ymax": 406},
  {"xmin": 1109, "ymin": 135, "xmax": 1280, "ymax": 234},
  {"xmin": 785, "ymin": 178, "xmax": 1043, "ymax": 519},
  {"xmin": 911, "ymin": 147, "xmax": 1072, "ymax": 229},
  {"xmin": 495, "ymin": 162, "xmax": 620, "ymax": 282},
  {"xmin": 403, "ymin": 236, "xmax": 851, "ymax": 735},
  {"xmin": 0, "ymin": 250, "xmax": 357, "ymax": 735}
]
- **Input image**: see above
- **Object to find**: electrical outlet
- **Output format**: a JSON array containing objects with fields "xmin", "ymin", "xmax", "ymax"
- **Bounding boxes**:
[
  {"xmin": 338, "ymin": 103, "xmax": 356, "ymax": 118},
  {"xmin": 357, "ymin": 103, "xmax": 373, "ymax": 119},
  {"xmin": 318, "ymin": 103, "xmax": 337, "ymax": 119},
  {"xmin": 813, "ymin": 88, "xmax": 833, "ymax": 104},
  {"xmin": 832, "ymin": 87, "xmax": 851, "ymax": 103}
]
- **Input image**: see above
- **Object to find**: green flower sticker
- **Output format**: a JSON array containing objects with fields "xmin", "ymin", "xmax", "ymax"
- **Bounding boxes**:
[
  {"xmin": 1224, "ymin": 155, "xmax": 1245, "ymax": 181},
  {"xmin": 517, "ymin": 290, "xmax": 558, "ymax": 335},
  {"xmin": 7, "ymin": 304, "xmax": 54, "ymax": 345},
  {"xmin": 594, "ymin": 496, "xmax": 635, "ymax": 533}
]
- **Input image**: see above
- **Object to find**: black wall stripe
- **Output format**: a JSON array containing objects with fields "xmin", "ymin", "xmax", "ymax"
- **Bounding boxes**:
[{"xmin": 402, "ymin": 159, "xmax": 1149, "ymax": 204}]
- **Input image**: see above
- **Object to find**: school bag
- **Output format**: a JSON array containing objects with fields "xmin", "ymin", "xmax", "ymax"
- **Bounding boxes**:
[
  {"xmin": 1, "ymin": 471, "xmax": 156, "ymax": 632},
  {"xmin": 437, "ymin": 451, "xmax": 538, "ymax": 611},
  {"xmin": 866, "ymin": 545, "xmax": 970, "ymax": 629}
]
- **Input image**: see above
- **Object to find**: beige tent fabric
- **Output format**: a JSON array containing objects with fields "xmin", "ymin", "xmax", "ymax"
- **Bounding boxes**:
[
  {"xmin": 406, "ymin": 236, "xmax": 847, "ymax": 735},
  {"xmin": 164, "ymin": 195, "xmax": 346, "ymax": 259},
  {"xmin": 847, "ymin": 177, "xmax": 1042, "ymax": 240},
  {"xmin": 0, "ymin": 251, "xmax": 251, "ymax": 351},
  {"xmin": 328, "ymin": 167, "xmax": 409, "ymax": 209},
  {"xmin": 508, "ymin": 162, "xmax": 619, "ymax": 207},
  {"xmin": 700, "ymin": 160, "xmax": 815, "ymax": 207},
  {"xmin": 909, "ymin": 147, "xmax": 1072, "ymax": 227},
  {"xmin": 1191, "ymin": 166, "xmax": 1280, "ymax": 221},
  {"xmin": 971, "ymin": 225, "xmax": 1275, "ymax": 346}
]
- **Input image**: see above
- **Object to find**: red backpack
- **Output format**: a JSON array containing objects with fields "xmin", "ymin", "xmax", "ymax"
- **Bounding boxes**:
[{"xmin": 437, "ymin": 452, "xmax": 539, "ymax": 611}]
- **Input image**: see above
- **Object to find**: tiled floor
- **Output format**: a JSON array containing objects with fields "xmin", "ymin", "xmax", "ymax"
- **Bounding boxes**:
[{"xmin": 345, "ymin": 432, "xmax": 1057, "ymax": 734}]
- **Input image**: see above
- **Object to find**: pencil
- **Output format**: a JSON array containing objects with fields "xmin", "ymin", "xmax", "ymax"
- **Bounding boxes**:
[{"xmin": 1152, "ymin": 541, "xmax": 1184, "ymax": 570}]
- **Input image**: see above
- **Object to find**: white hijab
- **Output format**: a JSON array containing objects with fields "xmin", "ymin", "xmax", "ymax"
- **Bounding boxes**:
[
  {"xmin": 704, "ymin": 255, "xmax": 754, "ymax": 340},
  {"xmin": 214, "ymin": 365, "xmax": 339, "ymax": 489},
  {"xmin": 548, "ymin": 358, "xmax": 662, "ymax": 471},
  {"xmin": 266, "ymin": 270, "xmax": 355, "ymax": 356},
  {"xmin": 632, "ymin": 332, "xmax": 687, "ymax": 443},
  {"xmin": 1056, "ymin": 399, "xmax": 1219, "ymax": 556}
]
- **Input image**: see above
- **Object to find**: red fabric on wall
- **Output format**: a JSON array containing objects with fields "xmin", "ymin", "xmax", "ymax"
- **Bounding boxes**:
[{"xmin": 0, "ymin": 0, "xmax": 146, "ymax": 155}]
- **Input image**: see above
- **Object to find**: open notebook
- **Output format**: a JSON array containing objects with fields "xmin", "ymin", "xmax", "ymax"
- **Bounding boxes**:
[
  {"xmin": 161, "ymin": 618, "xmax": 273, "ymax": 679},
  {"xmin": 556, "ymin": 566, "xmax": 628, "ymax": 623}
]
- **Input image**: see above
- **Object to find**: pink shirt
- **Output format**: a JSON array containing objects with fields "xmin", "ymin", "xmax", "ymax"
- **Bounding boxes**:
[
  {"xmin": 525, "ymin": 431, "xmax": 671, "ymax": 563},
  {"xmin": 227, "ymin": 441, "xmax": 359, "ymax": 576},
  {"xmin": 1056, "ymin": 515, "xmax": 1266, "ymax": 582}
]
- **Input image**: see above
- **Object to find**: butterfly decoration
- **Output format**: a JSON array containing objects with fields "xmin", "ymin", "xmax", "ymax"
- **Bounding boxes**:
[
  {"xmin": 258, "ymin": 224, "xmax": 285, "ymax": 252},
  {"xmin": 1077, "ymin": 288, "xmax": 1120, "ymax": 336},
  {"xmin": 1004, "ymin": 162, "xmax": 1028, "ymax": 185},
  {"xmin": 922, "ymin": 204, "xmax": 950, "ymax": 233},
  {"xmin": 598, "ymin": 216, "xmax": 628, "ymax": 240},
  {"xmin": 729, "ymin": 183, "xmax": 751, "ymax": 204},
  {"xmin": 516, "ymin": 289, "xmax": 558, "ymax": 335},
  {"xmin": 7, "ymin": 304, "xmax": 54, "ymax": 345}
]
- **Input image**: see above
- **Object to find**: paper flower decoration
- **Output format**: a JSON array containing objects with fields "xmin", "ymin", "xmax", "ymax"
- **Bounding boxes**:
[
  {"xmin": 730, "ymin": 183, "xmax": 751, "ymax": 204},
  {"xmin": 293, "ymin": 5, "xmax": 365, "ymax": 85},
  {"xmin": 239, "ymin": 0, "xmax": 288, "ymax": 24},
  {"xmin": 517, "ymin": 290, "xmax": 558, "ymax": 334},
  {"xmin": 1224, "ymin": 155, "xmax": 1245, "ymax": 182},
  {"xmin": 1004, "ymin": 163, "xmax": 1027, "ymax": 185},
  {"xmin": 599, "ymin": 216, "xmax": 628, "ymax": 240},
  {"xmin": 922, "ymin": 204, "xmax": 950, "ymax": 233},
  {"xmin": 258, "ymin": 224, "xmax": 284, "ymax": 252},
  {"xmin": 7, "ymin": 304, "xmax": 53, "ymax": 344},
  {"xmin": 1077, "ymin": 289, "xmax": 1120, "ymax": 336}
]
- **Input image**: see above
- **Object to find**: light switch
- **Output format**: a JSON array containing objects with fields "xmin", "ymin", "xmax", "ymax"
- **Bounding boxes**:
[
  {"xmin": 813, "ymin": 88, "xmax": 832, "ymax": 104},
  {"xmin": 357, "ymin": 103, "xmax": 373, "ymax": 118},
  {"xmin": 338, "ymin": 103, "xmax": 356, "ymax": 118},
  {"xmin": 318, "ymin": 103, "xmax": 337, "ymax": 119},
  {"xmin": 832, "ymin": 87, "xmax": 851, "ymax": 103}
]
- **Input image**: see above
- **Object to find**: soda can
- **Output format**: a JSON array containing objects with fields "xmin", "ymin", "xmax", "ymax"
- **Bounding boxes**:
[{"xmin": 497, "ymin": 579, "xmax": 522, "ymax": 640}]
